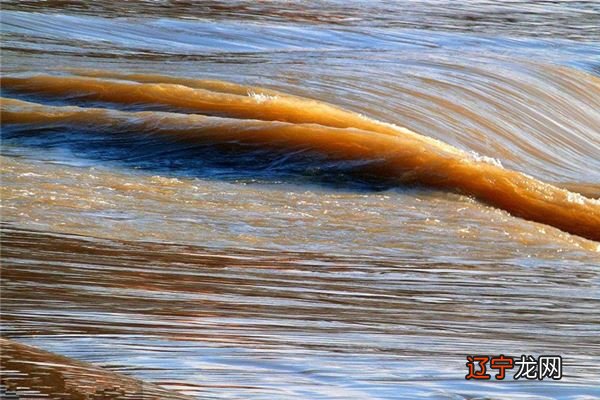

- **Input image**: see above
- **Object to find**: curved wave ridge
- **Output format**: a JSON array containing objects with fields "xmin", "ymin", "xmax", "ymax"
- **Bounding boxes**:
[{"xmin": 1, "ymin": 71, "xmax": 599, "ymax": 241}]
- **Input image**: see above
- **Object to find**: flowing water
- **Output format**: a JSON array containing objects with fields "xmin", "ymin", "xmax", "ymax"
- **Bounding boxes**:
[{"xmin": 1, "ymin": 1, "xmax": 600, "ymax": 399}]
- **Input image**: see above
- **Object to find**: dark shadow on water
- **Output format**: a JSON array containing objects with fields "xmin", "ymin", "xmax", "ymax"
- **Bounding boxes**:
[{"xmin": 1, "ymin": 122, "xmax": 400, "ymax": 193}]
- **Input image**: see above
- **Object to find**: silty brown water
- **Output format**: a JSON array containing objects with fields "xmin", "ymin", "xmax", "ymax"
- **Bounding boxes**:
[{"xmin": 1, "ymin": 1, "xmax": 599, "ymax": 399}]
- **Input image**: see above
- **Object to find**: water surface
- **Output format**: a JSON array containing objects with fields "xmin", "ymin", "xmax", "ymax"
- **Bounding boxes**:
[{"xmin": 1, "ymin": 1, "xmax": 599, "ymax": 399}]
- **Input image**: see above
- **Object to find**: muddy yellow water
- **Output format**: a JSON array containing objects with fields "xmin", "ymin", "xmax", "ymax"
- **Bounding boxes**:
[{"xmin": 1, "ymin": 1, "xmax": 600, "ymax": 399}]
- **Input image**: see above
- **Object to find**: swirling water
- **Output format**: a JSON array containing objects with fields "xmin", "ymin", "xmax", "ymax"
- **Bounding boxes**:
[{"xmin": 1, "ymin": 2, "xmax": 600, "ymax": 399}]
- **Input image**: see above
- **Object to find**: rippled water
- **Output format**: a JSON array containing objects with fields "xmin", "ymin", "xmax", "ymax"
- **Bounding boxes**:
[{"xmin": 1, "ymin": 1, "xmax": 600, "ymax": 399}]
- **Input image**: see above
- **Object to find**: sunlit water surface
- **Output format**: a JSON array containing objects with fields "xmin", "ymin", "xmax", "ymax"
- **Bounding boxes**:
[{"xmin": 1, "ymin": 1, "xmax": 600, "ymax": 399}]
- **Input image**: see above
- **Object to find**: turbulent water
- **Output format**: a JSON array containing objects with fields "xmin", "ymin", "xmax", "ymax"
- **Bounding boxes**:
[{"xmin": 1, "ymin": 1, "xmax": 600, "ymax": 399}]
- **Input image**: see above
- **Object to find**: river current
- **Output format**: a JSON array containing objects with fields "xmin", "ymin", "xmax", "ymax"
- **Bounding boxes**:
[{"xmin": 1, "ymin": 2, "xmax": 599, "ymax": 399}]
